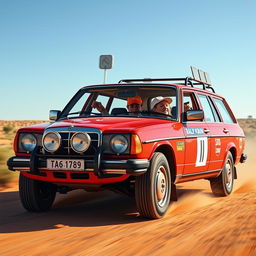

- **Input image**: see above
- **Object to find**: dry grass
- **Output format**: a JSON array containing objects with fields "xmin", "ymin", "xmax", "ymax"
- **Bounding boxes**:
[
  {"xmin": 0, "ymin": 120, "xmax": 47, "ymax": 186},
  {"xmin": 237, "ymin": 118, "xmax": 256, "ymax": 137},
  {"xmin": 0, "ymin": 120, "xmax": 47, "ymax": 147}
]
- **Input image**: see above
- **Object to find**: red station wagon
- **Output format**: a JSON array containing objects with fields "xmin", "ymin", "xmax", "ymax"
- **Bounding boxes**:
[{"xmin": 8, "ymin": 67, "xmax": 247, "ymax": 219}]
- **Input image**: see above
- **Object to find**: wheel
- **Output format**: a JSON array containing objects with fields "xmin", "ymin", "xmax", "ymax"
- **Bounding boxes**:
[
  {"xmin": 19, "ymin": 173, "xmax": 56, "ymax": 212},
  {"xmin": 210, "ymin": 152, "xmax": 234, "ymax": 196},
  {"xmin": 135, "ymin": 152, "xmax": 171, "ymax": 219}
]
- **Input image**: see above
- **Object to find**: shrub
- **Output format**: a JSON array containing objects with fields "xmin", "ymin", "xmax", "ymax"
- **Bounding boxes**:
[
  {"xmin": 3, "ymin": 125, "xmax": 13, "ymax": 134},
  {"xmin": 0, "ymin": 147, "xmax": 16, "ymax": 185}
]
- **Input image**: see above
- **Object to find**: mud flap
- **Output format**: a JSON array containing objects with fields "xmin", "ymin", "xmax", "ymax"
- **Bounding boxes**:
[
  {"xmin": 234, "ymin": 166, "xmax": 237, "ymax": 179},
  {"xmin": 171, "ymin": 182, "xmax": 177, "ymax": 201}
]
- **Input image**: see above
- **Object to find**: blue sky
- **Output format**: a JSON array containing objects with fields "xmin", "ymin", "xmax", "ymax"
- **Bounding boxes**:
[{"xmin": 0, "ymin": 0, "xmax": 255, "ymax": 120}]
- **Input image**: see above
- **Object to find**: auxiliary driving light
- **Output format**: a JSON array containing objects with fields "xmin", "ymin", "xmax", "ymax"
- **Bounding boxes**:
[
  {"xmin": 42, "ymin": 131, "xmax": 61, "ymax": 152},
  {"xmin": 71, "ymin": 132, "xmax": 91, "ymax": 153}
]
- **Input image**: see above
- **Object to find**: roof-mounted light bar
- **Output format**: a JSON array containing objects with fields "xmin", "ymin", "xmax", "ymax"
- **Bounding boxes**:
[{"xmin": 190, "ymin": 66, "xmax": 212, "ymax": 86}]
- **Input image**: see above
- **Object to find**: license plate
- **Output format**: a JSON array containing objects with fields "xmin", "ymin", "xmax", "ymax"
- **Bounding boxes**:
[{"xmin": 47, "ymin": 159, "xmax": 84, "ymax": 171}]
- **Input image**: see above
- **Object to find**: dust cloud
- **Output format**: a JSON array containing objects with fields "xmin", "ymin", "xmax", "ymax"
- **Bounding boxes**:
[
  {"xmin": 0, "ymin": 139, "xmax": 255, "ymax": 256},
  {"xmin": 234, "ymin": 137, "xmax": 256, "ymax": 192},
  {"xmin": 168, "ymin": 137, "xmax": 256, "ymax": 216}
]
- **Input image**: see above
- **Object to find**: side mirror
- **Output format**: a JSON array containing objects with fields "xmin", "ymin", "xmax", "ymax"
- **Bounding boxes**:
[
  {"xmin": 185, "ymin": 110, "xmax": 204, "ymax": 121},
  {"xmin": 49, "ymin": 110, "xmax": 61, "ymax": 121}
]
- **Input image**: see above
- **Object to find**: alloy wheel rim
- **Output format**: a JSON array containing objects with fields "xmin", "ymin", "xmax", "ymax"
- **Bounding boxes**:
[
  {"xmin": 155, "ymin": 166, "xmax": 168, "ymax": 207},
  {"xmin": 225, "ymin": 159, "xmax": 233, "ymax": 190}
]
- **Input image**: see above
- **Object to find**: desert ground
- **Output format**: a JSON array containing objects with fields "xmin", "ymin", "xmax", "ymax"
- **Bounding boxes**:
[{"xmin": 0, "ymin": 120, "xmax": 255, "ymax": 256}]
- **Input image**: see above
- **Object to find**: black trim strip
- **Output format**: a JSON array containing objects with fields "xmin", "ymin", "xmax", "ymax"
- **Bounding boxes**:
[
  {"xmin": 143, "ymin": 137, "xmax": 185, "ymax": 144},
  {"xmin": 200, "ymin": 140, "xmax": 203, "ymax": 162},
  {"xmin": 143, "ymin": 135, "xmax": 244, "ymax": 144},
  {"xmin": 177, "ymin": 169, "xmax": 221, "ymax": 178},
  {"xmin": 208, "ymin": 135, "xmax": 244, "ymax": 138},
  {"xmin": 142, "ymin": 134, "xmax": 245, "ymax": 144},
  {"xmin": 202, "ymin": 139, "xmax": 205, "ymax": 162}
]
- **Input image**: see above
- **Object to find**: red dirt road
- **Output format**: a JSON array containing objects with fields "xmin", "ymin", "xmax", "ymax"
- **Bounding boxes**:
[{"xmin": 0, "ymin": 139, "xmax": 255, "ymax": 256}]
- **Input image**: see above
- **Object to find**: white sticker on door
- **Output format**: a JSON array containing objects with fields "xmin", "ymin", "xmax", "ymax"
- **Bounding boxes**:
[{"xmin": 196, "ymin": 137, "xmax": 208, "ymax": 167}]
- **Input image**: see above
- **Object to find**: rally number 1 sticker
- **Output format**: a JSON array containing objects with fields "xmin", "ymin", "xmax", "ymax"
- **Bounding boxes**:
[{"xmin": 196, "ymin": 137, "xmax": 208, "ymax": 167}]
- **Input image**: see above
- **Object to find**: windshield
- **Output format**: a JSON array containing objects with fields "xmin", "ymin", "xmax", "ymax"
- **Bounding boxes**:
[{"xmin": 60, "ymin": 85, "xmax": 177, "ymax": 120}]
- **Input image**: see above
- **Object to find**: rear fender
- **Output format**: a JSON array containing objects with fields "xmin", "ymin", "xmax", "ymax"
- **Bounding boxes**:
[{"xmin": 221, "ymin": 143, "xmax": 237, "ymax": 169}]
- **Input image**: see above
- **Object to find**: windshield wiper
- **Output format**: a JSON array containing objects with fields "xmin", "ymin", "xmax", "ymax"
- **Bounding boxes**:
[
  {"xmin": 66, "ymin": 111, "xmax": 82, "ymax": 116},
  {"xmin": 62, "ymin": 111, "xmax": 103, "ymax": 119}
]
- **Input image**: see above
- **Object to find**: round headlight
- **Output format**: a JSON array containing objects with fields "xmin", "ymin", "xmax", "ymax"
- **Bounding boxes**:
[
  {"xmin": 110, "ymin": 135, "xmax": 128, "ymax": 154},
  {"xmin": 42, "ymin": 131, "xmax": 61, "ymax": 152},
  {"xmin": 21, "ymin": 134, "xmax": 37, "ymax": 152},
  {"xmin": 71, "ymin": 132, "xmax": 91, "ymax": 153}
]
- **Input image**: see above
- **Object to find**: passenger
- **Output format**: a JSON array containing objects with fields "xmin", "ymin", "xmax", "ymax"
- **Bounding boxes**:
[
  {"xmin": 150, "ymin": 96, "xmax": 172, "ymax": 115},
  {"xmin": 92, "ymin": 96, "xmax": 143, "ymax": 115},
  {"xmin": 184, "ymin": 101, "xmax": 192, "ymax": 111}
]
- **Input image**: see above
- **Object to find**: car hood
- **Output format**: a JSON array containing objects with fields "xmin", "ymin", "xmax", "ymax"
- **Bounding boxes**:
[
  {"xmin": 18, "ymin": 122, "xmax": 51, "ymax": 133},
  {"xmin": 17, "ymin": 117, "xmax": 183, "ymax": 146},
  {"xmin": 47, "ymin": 117, "xmax": 173, "ymax": 133}
]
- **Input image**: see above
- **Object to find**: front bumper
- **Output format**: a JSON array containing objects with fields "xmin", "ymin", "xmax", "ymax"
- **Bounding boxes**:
[{"xmin": 7, "ymin": 156, "xmax": 150, "ymax": 176}]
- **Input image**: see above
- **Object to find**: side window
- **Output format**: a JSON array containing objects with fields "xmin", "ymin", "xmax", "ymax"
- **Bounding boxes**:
[
  {"xmin": 198, "ymin": 94, "xmax": 215, "ymax": 122},
  {"xmin": 208, "ymin": 97, "xmax": 221, "ymax": 122},
  {"xmin": 213, "ymin": 98, "xmax": 235, "ymax": 123},
  {"xmin": 169, "ymin": 95, "xmax": 177, "ymax": 119},
  {"xmin": 183, "ymin": 92, "xmax": 199, "ymax": 112}
]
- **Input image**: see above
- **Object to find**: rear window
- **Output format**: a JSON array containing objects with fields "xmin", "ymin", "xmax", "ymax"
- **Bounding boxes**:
[{"xmin": 213, "ymin": 98, "xmax": 235, "ymax": 123}]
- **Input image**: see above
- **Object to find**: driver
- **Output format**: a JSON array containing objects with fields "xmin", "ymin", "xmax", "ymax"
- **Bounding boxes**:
[
  {"xmin": 92, "ymin": 96, "xmax": 142, "ymax": 114},
  {"xmin": 126, "ymin": 96, "xmax": 142, "ymax": 113},
  {"xmin": 150, "ymin": 96, "xmax": 172, "ymax": 115}
]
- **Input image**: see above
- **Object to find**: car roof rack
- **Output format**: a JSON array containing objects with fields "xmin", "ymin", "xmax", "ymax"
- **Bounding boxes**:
[
  {"xmin": 189, "ymin": 66, "xmax": 214, "ymax": 92},
  {"xmin": 118, "ymin": 66, "xmax": 215, "ymax": 93},
  {"xmin": 119, "ymin": 77, "xmax": 188, "ymax": 84}
]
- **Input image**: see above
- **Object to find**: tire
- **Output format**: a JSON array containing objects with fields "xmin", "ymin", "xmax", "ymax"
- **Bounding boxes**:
[
  {"xmin": 210, "ymin": 152, "xmax": 234, "ymax": 196},
  {"xmin": 19, "ymin": 173, "xmax": 56, "ymax": 212},
  {"xmin": 135, "ymin": 152, "xmax": 171, "ymax": 219}
]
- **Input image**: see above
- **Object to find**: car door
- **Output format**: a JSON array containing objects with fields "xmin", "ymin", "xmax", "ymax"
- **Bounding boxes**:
[
  {"xmin": 211, "ymin": 97, "xmax": 243, "ymax": 166},
  {"xmin": 197, "ymin": 94, "xmax": 227, "ymax": 172},
  {"xmin": 182, "ymin": 91, "xmax": 211, "ymax": 176}
]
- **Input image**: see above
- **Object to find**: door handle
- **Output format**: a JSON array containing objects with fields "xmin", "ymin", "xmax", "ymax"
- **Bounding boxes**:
[
  {"xmin": 223, "ymin": 128, "xmax": 229, "ymax": 134},
  {"xmin": 204, "ymin": 128, "xmax": 210, "ymax": 134}
]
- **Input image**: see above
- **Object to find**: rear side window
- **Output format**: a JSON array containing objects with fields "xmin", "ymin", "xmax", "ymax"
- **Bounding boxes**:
[
  {"xmin": 213, "ymin": 98, "xmax": 235, "ymax": 123},
  {"xmin": 208, "ymin": 97, "xmax": 221, "ymax": 122},
  {"xmin": 198, "ymin": 94, "xmax": 215, "ymax": 122}
]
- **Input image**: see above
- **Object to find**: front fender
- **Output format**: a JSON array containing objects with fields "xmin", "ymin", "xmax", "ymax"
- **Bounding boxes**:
[{"xmin": 147, "ymin": 140, "xmax": 174, "ymax": 160}]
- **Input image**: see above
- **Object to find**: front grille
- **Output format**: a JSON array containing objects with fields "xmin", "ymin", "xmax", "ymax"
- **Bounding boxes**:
[
  {"xmin": 58, "ymin": 131, "xmax": 99, "ymax": 156},
  {"xmin": 27, "ymin": 171, "xmax": 47, "ymax": 177},
  {"xmin": 42, "ymin": 127, "xmax": 101, "ymax": 159},
  {"xmin": 70, "ymin": 173, "xmax": 89, "ymax": 179},
  {"xmin": 53, "ymin": 172, "xmax": 67, "ymax": 179}
]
